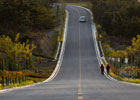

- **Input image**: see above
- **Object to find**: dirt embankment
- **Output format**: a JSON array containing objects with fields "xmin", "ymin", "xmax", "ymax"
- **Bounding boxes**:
[
  {"xmin": 32, "ymin": 32, "xmax": 54, "ymax": 58},
  {"xmin": 108, "ymin": 36, "xmax": 131, "ymax": 50}
]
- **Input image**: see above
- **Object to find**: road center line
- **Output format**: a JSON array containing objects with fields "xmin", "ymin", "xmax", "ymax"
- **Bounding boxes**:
[
  {"xmin": 74, "ymin": 7, "xmax": 83, "ymax": 97},
  {"xmin": 78, "ymin": 11, "xmax": 82, "ymax": 95}
]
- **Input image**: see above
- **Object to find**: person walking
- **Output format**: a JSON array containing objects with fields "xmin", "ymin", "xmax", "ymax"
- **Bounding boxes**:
[
  {"xmin": 106, "ymin": 64, "xmax": 110, "ymax": 75},
  {"xmin": 100, "ymin": 64, "xmax": 104, "ymax": 75}
]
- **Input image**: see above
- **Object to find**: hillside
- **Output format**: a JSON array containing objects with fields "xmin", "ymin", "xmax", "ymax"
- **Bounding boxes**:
[
  {"xmin": 91, "ymin": 0, "xmax": 140, "ymax": 50},
  {"xmin": 0, "ymin": 0, "xmax": 59, "ymax": 58}
]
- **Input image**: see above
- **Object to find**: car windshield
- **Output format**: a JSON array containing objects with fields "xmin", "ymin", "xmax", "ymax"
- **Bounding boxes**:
[{"xmin": 80, "ymin": 16, "xmax": 85, "ymax": 19}]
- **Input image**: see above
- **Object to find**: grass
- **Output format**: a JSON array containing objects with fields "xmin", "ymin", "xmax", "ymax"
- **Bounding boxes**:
[
  {"xmin": 0, "ymin": 80, "xmax": 34, "ymax": 89},
  {"xmin": 123, "ymin": 78, "xmax": 140, "ymax": 84},
  {"xmin": 0, "ymin": 77, "xmax": 46, "ymax": 89},
  {"xmin": 28, "ymin": 77, "xmax": 46, "ymax": 83},
  {"xmin": 8, "ymin": 81, "xmax": 34, "ymax": 88},
  {"xmin": 0, "ymin": 84, "xmax": 2, "ymax": 90},
  {"xmin": 64, "ymin": 2, "xmax": 92, "ymax": 9},
  {"xmin": 110, "ymin": 69, "xmax": 140, "ymax": 84},
  {"xmin": 110, "ymin": 70, "xmax": 123, "ymax": 81}
]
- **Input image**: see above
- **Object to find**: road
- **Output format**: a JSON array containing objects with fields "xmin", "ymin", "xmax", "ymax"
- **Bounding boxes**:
[{"xmin": 0, "ymin": 5, "xmax": 140, "ymax": 100}]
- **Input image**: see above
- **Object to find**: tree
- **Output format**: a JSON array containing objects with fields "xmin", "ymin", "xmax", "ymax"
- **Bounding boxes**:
[
  {"xmin": 91, "ymin": 0, "xmax": 140, "ymax": 38},
  {"xmin": 0, "ymin": 33, "xmax": 36, "ymax": 85},
  {"xmin": 0, "ymin": 0, "xmax": 55, "ymax": 39}
]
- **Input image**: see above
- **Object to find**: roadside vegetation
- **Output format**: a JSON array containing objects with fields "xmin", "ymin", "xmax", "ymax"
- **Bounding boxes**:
[
  {"xmin": 0, "ymin": 0, "xmax": 66, "ymax": 90},
  {"xmin": 0, "ymin": 33, "xmax": 36, "ymax": 89},
  {"xmin": 93, "ymin": 0, "xmax": 140, "ymax": 83},
  {"xmin": 92, "ymin": 0, "xmax": 140, "ymax": 49}
]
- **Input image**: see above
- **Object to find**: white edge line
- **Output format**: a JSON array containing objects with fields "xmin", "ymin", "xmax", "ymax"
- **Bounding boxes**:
[
  {"xmin": 0, "ymin": 10, "xmax": 69, "ymax": 93},
  {"xmin": 74, "ymin": 5, "xmax": 140, "ymax": 87}
]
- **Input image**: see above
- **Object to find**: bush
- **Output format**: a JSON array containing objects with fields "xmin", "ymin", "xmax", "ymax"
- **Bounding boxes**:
[
  {"xmin": 9, "ymin": 81, "xmax": 34, "ymax": 88},
  {"xmin": 0, "ymin": 33, "xmax": 36, "ymax": 85},
  {"xmin": 0, "ymin": 84, "xmax": 2, "ymax": 90}
]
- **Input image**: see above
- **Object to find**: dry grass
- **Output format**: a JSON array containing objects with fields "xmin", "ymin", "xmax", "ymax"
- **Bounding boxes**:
[
  {"xmin": 65, "ymin": 2, "xmax": 92, "ymax": 9},
  {"xmin": 110, "ymin": 70, "xmax": 140, "ymax": 84}
]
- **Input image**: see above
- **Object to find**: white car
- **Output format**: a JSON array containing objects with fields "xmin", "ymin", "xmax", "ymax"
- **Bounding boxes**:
[{"xmin": 79, "ymin": 16, "xmax": 86, "ymax": 22}]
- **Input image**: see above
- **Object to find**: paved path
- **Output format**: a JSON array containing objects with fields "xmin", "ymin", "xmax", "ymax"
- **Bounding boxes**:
[{"xmin": 0, "ymin": 5, "xmax": 140, "ymax": 100}]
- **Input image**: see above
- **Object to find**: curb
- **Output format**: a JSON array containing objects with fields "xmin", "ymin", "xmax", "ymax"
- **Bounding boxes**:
[
  {"xmin": 0, "ymin": 10, "xmax": 69, "ymax": 93},
  {"xmin": 54, "ymin": 42, "xmax": 61, "ymax": 60}
]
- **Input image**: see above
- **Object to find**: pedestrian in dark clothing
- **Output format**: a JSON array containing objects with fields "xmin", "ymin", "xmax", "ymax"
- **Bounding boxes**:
[
  {"xmin": 106, "ymin": 64, "xmax": 110, "ymax": 75},
  {"xmin": 100, "ymin": 64, "xmax": 104, "ymax": 75}
]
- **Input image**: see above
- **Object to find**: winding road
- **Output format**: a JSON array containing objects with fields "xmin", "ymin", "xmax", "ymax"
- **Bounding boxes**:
[{"xmin": 0, "ymin": 5, "xmax": 140, "ymax": 100}]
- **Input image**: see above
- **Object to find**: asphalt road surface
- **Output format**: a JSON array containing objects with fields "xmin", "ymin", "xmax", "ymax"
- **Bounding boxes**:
[{"xmin": 0, "ymin": 5, "xmax": 140, "ymax": 100}]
